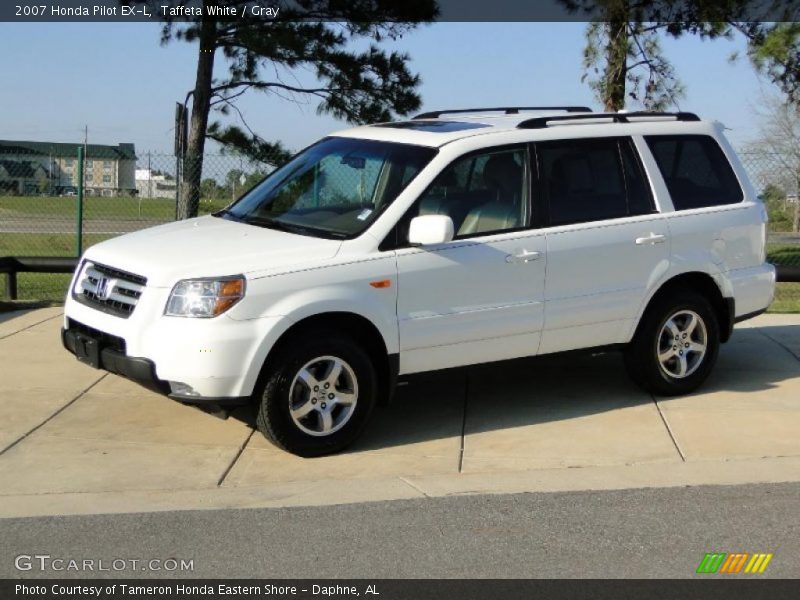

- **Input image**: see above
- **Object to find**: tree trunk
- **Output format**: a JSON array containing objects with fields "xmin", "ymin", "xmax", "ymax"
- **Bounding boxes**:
[
  {"xmin": 603, "ymin": 2, "xmax": 629, "ymax": 112},
  {"xmin": 178, "ymin": 14, "xmax": 217, "ymax": 220}
]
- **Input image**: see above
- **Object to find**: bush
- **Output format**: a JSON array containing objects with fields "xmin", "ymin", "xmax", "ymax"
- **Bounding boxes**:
[{"xmin": 763, "ymin": 184, "xmax": 794, "ymax": 231}]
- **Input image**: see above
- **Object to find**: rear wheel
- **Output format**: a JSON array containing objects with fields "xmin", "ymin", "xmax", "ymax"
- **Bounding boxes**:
[
  {"xmin": 625, "ymin": 290, "xmax": 720, "ymax": 396},
  {"xmin": 256, "ymin": 333, "xmax": 377, "ymax": 457}
]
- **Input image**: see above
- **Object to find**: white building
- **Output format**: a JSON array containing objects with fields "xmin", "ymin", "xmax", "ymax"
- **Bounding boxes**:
[{"xmin": 135, "ymin": 168, "xmax": 177, "ymax": 199}]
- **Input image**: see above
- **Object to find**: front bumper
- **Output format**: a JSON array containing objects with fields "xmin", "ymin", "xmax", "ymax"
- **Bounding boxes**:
[
  {"xmin": 62, "ymin": 325, "xmax": 167, "ymax": 393},
  {"xmin": 61, "ymin": 321, "xmax": 249, "ymax": 407}
]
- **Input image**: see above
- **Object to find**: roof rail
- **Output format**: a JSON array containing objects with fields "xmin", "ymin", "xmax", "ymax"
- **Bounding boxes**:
[
  {"xmin": 516, "ymin": 111, "xmax": 700, "ymax": 129},
  {"xmin": 413, "ymin": 106, "xmax": 593, "ymax": 119}
]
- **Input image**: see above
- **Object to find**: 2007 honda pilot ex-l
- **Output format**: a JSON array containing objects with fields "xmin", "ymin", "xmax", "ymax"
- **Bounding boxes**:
[{"xmin": 63, "ymin": 107, "xmax": 776, "ymax": 456}]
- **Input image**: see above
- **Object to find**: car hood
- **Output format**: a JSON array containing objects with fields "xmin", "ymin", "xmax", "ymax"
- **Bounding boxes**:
[{"xmin": 84, "ymin": 216, "xmax": 343, "ymax": 287}]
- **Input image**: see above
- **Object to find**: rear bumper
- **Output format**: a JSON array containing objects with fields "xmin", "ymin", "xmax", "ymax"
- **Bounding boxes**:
[
  {"xmin": 726, "ymin": 263, "xmax": 776, "ymax": 317},
  {"xmin": 61, "ymin": 324, "xmax": 248, "ymax": 407}
]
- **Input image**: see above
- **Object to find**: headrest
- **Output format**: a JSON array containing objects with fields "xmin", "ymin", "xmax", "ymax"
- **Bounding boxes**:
[{"xmin": 483, "ymin": 154, "xmax": 521, "ymax": 192}]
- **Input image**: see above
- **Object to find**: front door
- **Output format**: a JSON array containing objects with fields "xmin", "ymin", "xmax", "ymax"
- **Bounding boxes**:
[{"xmin": 394, "ymin": 145, "xmax": 547, "ymax": 374}]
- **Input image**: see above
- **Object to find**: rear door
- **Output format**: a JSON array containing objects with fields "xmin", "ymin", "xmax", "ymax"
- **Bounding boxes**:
[{"xmin": 536, "ymin": 137, "xmax": 670, "ymax": 354}]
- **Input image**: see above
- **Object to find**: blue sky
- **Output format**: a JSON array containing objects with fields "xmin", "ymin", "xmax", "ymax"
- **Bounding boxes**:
[{"xmin": 0, "ymin": 21, "xmax": 771, "ymax": 155}]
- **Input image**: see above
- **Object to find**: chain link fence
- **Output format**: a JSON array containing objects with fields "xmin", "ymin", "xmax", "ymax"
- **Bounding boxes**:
[
  {"xmin": 1, "ymin": 147, "xmax": 799, "ymax": 310},
  {"xmin": 0, "ymin": 151, "xmax": 275, "ymax": 302},
  {"xmin": 738, "ymin": 152, "xmax": 800, "ymax": 313}
]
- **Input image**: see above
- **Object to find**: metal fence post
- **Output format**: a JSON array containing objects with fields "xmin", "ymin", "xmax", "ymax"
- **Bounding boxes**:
[
  {"xmin": 76, "ymin": 146, "xmax": 84, "ymax": 257},
  {"xmin": 175, "ymin": 153, "xmax": 181, "ymax": 221},
  {"xmin": 5, "ymin": 272, "xmax": 17, "ymax": 301}
]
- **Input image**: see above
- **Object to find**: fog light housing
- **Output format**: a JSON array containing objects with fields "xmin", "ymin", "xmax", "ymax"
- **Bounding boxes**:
[{"xmin": 169, "ymin": 381, "xmax": 200, "ymax": 397}]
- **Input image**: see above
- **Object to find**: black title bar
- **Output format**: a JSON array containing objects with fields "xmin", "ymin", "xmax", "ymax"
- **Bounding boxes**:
[
  {"xmin": 3, "ymin": 579, "xmax": 800, "ymax": 600},
  {"xmin": 2, "ymin": 0, "xmax": 800, "ymax": 23}
]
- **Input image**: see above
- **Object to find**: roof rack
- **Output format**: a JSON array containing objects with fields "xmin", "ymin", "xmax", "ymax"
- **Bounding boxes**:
[
  {"xmin": 516, "ymin": 111, "xmax": 700, "ymax": 129},
  {"xmin": 413, "ymin": 106, "xmax": 593, "ymax": 119}
]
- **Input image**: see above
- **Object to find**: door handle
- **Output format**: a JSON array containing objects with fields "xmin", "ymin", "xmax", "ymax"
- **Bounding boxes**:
[
  {"xmin": 635, "ymin": 233, "xmax": 667, "ymax": 245},
  {"xmin": 506, "ymin": 250, "xmax": 541, "ymax": 263}
]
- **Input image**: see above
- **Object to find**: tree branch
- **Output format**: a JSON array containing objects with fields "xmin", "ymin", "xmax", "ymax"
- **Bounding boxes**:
[{"xmin": 210, "ymin": 80, "xmax": 343, "ymax": 97}]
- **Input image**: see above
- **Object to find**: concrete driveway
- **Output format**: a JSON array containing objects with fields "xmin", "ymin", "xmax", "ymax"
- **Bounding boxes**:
[{"xmin": 1, "ymin": 308, "xmax": 799, "ymax": 518}]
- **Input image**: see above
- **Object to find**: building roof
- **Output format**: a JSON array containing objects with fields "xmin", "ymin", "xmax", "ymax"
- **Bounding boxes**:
[
  {"xmin": 0, "ymin": 140, "xmax": 136, "ymax": 160},
  {"xmin": 0, "ymin": 160, "xmax": 45, "ymax": 178}
]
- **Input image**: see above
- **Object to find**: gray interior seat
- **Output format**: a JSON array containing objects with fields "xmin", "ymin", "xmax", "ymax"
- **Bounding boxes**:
[
  {"xmin": 458, "ymin": 154, "xmax": 522, "ymax": 236},
  {"xmin": 458, "ymin": 201, "xmax": 521, "ymax": 235}
]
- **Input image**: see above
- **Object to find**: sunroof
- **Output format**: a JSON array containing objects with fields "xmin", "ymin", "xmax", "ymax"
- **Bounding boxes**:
[{"xmin": 374, "ymin": 121, "xmax": 491, "ymax": 132}]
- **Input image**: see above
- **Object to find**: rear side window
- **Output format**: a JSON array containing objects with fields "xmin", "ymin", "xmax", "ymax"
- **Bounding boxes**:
[
  {"xmin": 645, "ymin": 135, "xmax": 743, "ymax": 210},
  {"xmin": 538, "ymin": 137, "xmax": 653, "ymax": 226}
]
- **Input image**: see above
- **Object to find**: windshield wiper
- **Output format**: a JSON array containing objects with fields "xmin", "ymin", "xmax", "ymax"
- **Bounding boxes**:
[
  {"xmin": 213, "ymin": 208, "xmax": 242, "ymax": 221},
  {"xmin": 240, "ymin": 215, "xmax": 324, "ymax": 237},
  {"xmin": 238, "ymin": 215, "xmax": 348, "ymax": 239}
]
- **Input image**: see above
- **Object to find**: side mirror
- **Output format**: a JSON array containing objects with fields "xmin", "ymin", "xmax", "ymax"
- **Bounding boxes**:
[{"xmin": 408, "ymin": 215, "xmax": 455, "ymax": 246}]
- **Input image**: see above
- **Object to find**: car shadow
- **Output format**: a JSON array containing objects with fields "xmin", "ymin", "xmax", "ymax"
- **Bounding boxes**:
[{"xmin": 225, "ymin": 323, "xmax": 800, "ymax": 455}]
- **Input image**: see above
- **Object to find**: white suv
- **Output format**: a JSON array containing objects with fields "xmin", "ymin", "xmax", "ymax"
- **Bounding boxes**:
[{"xmin": 63, "ymin": 107, "xmax": 776, "ymax": 456}]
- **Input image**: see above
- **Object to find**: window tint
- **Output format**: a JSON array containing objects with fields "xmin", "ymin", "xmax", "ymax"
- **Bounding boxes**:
[
  {"xmin": 410, "ymin": 147, "xmax": 528, "ymax": 238},
  {"xmin": 538, "ymin": 138, "xmax": 653, "ymax": 226},
  {"xmin": 645, "ymin": 135, "xmax": 743, "ymax": 209}
]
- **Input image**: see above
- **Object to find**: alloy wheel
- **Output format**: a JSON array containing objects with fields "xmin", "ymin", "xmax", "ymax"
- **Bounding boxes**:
[
  {"xmin": 287, "ymin": 355, "xmax": 359, "ymax": 436},
  {"xmin": 656, "ymin": 310, "xmax": 708, "ymax": 379}
]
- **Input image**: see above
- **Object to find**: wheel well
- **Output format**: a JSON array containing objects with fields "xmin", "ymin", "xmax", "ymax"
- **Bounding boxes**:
[
  {"xmin": 263, "ymin": 312, "xmax": 395, "ymax": 403},
  {"xmin": 644, "ymin": 272, "xmax": 733, "ymax": 342}
]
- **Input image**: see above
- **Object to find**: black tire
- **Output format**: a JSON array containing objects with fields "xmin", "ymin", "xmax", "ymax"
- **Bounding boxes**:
[
  {"xmin": 255, "ymin": 331, "xmax": 377, "ymax": 457},
  {"xmin": 624, "ymin": 289, "xmax": 720, "ymax": 396}
]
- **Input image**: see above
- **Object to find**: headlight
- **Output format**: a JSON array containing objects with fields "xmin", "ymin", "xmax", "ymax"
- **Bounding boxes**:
[{"xmin": 165, "ymin": 276, "xmax": 246, "ymax": 318}]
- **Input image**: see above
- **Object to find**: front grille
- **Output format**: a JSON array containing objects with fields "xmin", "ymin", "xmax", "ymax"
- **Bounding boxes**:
[
  {"xmin": 91, "ymin": 263, "xmax": 147, "ymax": 286},
  {"xmin": 75, "ymin": 261, "xmax": 147, "ymax": 318},
  {"xmin": 67, "ymin": 318, "xmax": 126, "ymax": 353}
]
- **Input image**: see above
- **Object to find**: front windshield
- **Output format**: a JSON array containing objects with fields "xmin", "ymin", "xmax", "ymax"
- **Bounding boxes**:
[{"xmin": 220, "ymin": 137, "xmax": 436, "ymax": 238}]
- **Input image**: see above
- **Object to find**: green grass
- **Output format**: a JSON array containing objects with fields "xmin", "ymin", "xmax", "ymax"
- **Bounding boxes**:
[
  {"xmin": 766, "ymin": 246, "xmax": 800, "ymax": 312},
  {"xmin": 2, "ymin": 199, "xmax": 799, "ymax": 311},
  {"xmin": 0, "ymin": 195, "xmax": 173, "ymax": 220},
  {"xmin": 1, "ymin": 273, "xmax": 72, "ymax": 304},
  {"xmin": 767, "ymin": 244, "xmax": 800, "ymax": 268},
  {"xmin": 770, "ymin": 283, "xmax": 800, "ymax": 313},
  {"xmin": 0, "ymin": 233, "xmax": 110, "ymax": 257},
  {"xmin": 0, "ymin": 195, "xmax": 228, "ymax": 220},
  {"xmin": 0, "ymin": 232, "xmax": 105, "ymax": 303},
  {"xmin": 0, "ymin": 195, "xmax": 222, "ymax": 302}
]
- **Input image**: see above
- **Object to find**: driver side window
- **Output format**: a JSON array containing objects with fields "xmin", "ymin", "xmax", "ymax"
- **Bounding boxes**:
[{"xmin": 409, "ymin": 147, "xmax": 529, "ymax": 239}]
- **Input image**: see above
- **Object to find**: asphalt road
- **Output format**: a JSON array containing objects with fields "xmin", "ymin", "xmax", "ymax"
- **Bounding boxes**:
[
  {"xmin": 1, "ymin": 482, "xmax": 798, "ymax": 579},
  {"xmin": 770, "ymin": 232, "xmax": 800, "ymax": 244}
]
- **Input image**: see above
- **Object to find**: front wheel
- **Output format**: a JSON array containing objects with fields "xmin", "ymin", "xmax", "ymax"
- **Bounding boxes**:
[
  {"xmin": 256, "ymin": 333, "xmax": 377, "ymax": 457},
  {"xmin": 625, "ymin": 290, "xmax": 720, "ymax": 396}
]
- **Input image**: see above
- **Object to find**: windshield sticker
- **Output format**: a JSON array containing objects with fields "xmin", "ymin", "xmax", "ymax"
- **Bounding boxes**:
[{"xmin": 357, "ymin": 208, "xmax": 373, "ymax": 221}]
